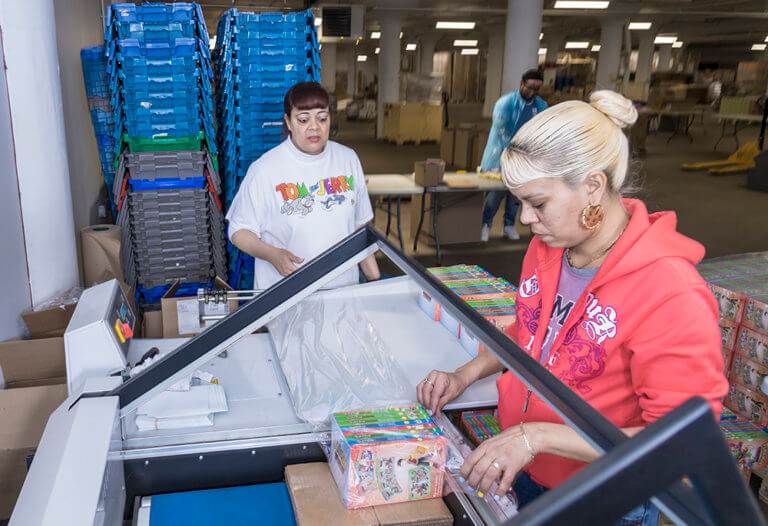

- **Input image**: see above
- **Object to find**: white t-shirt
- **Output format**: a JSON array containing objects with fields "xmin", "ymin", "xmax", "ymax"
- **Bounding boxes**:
[{"xmin": 226, "ymin": 138, "xmax": 374, "ymax": 290}]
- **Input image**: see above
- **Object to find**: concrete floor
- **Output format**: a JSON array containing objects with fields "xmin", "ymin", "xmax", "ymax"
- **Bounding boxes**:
[{"xmin": 337, "ymin": 115, "xmax": 768, "ymax": 283}]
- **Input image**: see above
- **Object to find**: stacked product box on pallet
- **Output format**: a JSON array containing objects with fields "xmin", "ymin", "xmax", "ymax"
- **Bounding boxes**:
[
  {"xmin": 213, "ymin": 8, "xmax": 320, "ymax": 289},
  {"xmin": 696, "ymin": 253, "xmax": 768, "ymax": 440},
  {"xmin": 81, "ymin": 46, "xmax": 118, "ymax": 216},
  {"xmin": 105, "ymin": 2, "xmax": 226, "ymax": 306}
]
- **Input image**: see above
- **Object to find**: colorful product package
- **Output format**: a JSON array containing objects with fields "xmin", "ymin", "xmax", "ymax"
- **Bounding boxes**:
[
  {"xmin": 328, "ymin": 405, "xmax": 447, "ymax": 509},
  {"xmin": 441, "ymin": 278, "xmax": 515, "ymax": 296},
  {"xmin": 721, "ymin": 419, "xmax": 768, "ymax": 471},
  {"xmin": 721, "ymin": 407, "xmax": 740, "ymax": 421},
  {"xmin": 709, "ymin": 283, "xmax": 746, "ymax": 323},
  {"xmin": 459, "ymin": 409, "xmax": 501, "ymax": 446},
  {"xmin": 724, "ymin": 381, "xmax": 768, "ymax": 428},
  {"xmin": 697, "ymin": 252, "xmax": 768, "ymax": 282},
  {"xmin": 743, "ymin": 296, "xmax": 768, "ymax": 336},
  {"xmin": 722, "ymin": 347, "xmax": 735, "ymax": 378},
  {"xmin": 428, "ymin": 265, "xmax": 492, "ymax": 281},
  {"xmin": 720, "ymin": 318, "xmax": 740, "ymax": 351},
  {"xmin": 736, "ymin": 326, "xmax": 768, "ymax": 367},
  {"xmin": 731, "ymin": 354, "xmax": 768, "ymax": 394}
]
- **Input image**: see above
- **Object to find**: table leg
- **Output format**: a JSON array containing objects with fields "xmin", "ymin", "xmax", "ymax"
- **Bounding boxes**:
[
  {"xmin": 733, "ymin": 122, "xmax": 740, "ymax": 149},
  {"xmin": 385, "ymin": 196, "xmax": 392, "ymax": 236},
  {"xmin": 413, "ymin": 188, "xmax": 427, "ymax": 251},
  {"xmin": 684, "ymin": 114, "xmax": 694, "ymax": 143},
  {"xmin": 396, "ymin": 196, "xmax": 404, "ymax": 252},
  {"xmin": 714, "ymin": 120, "xmax": 727, "ymax": 151},
  {"xmin": 433, "ymin": 192, "xmax": 441, "ymax": 265}
]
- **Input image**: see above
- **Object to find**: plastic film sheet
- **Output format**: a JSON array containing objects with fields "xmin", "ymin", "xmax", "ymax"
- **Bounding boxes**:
[{"xmin": 268, "ymin": 295, "xmax": 412, "ymax": 426}]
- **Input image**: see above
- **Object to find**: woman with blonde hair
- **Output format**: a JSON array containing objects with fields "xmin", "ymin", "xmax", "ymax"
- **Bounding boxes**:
[{"xmin": 417, "ymin": 91, "xmax": 727, "ymax": 525}]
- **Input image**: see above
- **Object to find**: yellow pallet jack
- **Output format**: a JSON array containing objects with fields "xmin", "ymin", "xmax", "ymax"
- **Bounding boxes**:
[{"xmin": 681, "ymin": 141, "xmax": 759, "ymax": 175}]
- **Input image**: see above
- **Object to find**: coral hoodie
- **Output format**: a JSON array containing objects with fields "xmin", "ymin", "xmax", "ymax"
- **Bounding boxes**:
[{"xmin": 499, "ymin": 199, "xmax": 728, "ymax": 489}]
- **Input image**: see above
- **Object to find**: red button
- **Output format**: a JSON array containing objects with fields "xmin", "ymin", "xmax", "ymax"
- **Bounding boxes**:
[{"xmin": 121, "ymin": 323, "xmax": 133, "ymax": 339}]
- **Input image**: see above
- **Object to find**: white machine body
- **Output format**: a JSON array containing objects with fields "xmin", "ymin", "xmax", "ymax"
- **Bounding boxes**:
[{"xmin": 64, "ymin": 280, "xmax": 135, "ymax": 394}]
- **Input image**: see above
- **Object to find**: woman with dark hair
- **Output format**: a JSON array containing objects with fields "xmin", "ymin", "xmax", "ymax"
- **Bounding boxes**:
[{"xmin": 226, "ymin": 81, "xmax": 380, "ymax": 289}]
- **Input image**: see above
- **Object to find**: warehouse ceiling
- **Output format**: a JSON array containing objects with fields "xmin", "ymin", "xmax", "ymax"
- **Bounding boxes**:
[{"xmin": 198, "ymin": 0, "xmax": 768, "ymax": 58}]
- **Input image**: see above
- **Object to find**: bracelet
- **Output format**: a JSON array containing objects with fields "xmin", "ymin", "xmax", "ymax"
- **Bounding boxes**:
[{"xmin": 520, "ymin": 423, "xmax": 536, "ymax": 464}]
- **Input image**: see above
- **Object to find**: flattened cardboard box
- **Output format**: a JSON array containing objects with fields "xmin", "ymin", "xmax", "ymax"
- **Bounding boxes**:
[
  {"xmin": 21, "ymin": 304, "xmax": 77, "ymax": 339},
  {"xmin": 0, "ymin": 337, "xmax": 68, "ymax": 519},
  {"xmin": 285, "ymin": 462, "xmax": 453, "ymax": 526},
  {"xmin": 161, "ymin": 277, "xmax": 239, "ymax": 338}
]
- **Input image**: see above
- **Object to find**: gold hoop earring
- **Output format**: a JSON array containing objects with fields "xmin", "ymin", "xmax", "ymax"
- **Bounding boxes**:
[{"xmin": 580, "ymin": 204, "xmax": 604, "ymax": 231}]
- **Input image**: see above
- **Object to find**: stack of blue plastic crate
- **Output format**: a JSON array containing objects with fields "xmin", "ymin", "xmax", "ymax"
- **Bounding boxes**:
[
  {"xmin": 81, "ymin": 46, "xmax": 118, "ymax": 216},
  {"xmin": 104, "ymin": 2, "xmax": 227, "ymax": 307},
  {"xmin": 213, "ymin": 8, "xmax": 320, "ymax": 289}
]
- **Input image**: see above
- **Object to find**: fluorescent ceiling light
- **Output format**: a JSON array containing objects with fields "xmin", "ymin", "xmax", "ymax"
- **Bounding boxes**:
[
  {"xmin": 461, "ymin": 48, "xmax": 480, "ymax": 55},
  {"xmin": 371, "ymin": 31, "xmax": 380, "ymax": 39},
  {"xmin": 672, "ymin": 41, "xmax": 683, "ymax": 48},
  {"xmin": 565, "ymin": 41, "xmax": 590, "ymax": 49},
  {"xmin": 764, "ymin": 35, "xmax": 768, "ymax": 42},
  {"xmin": 554, "ymin": 1, "xmax": 609, "ymax": 8},
  {"xmin": 654, "ymin": 35, "xmax": 677, "ymax": 44},
  {"xmin": 436, "ymin": 21, "xmax": 476, "ymax": 30},
  {"xmin": 752, "ymin": 44, "xmax": 767, "ymax": 51},
  {"xmin": 591, "ymin": 44, "xmax": 601, "ymax": 51},
  {"xmin": 315, "ymin": 17, "xmax": 322, "ymax": 26},
  {"xmin": 406, "ymin": 43, "xmax": 417, "ymax": 51},
  {"xmin": 628, "ymin": 22, "xmax": 652, "ymax": 30},
  {"xmin": 357, "ymin": 55, "xmax": 368, "ymax": 62},
  {"xmin": 454, "ymin": 39, "xmax": 478, "ymax": 47},
  {"xmin": 400, "ymin": 32, "xmax": 403, "ymax": 39},
  {"xmin": 375, "ymin": 47, "xmax": 380, "ymax": 54},
  {"xmin": 539, "ymin": 33, "xmax": 543, "ymax": 40},
  {"xmin": 538, "ymin": 48, "xmax": 547, "ymax": 55}
]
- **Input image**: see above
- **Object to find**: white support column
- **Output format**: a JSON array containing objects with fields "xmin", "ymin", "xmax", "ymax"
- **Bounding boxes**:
[
  {"xmin": 320, "ymin": 43, "xmax": 337, "ymax": 93},
  {"xmin": 419, "ymin": 33, "xmax": 438, "ymax": 75},
  {"xmin": 483, "ymin": 29, "xmax": 505, "ymax": 118},
  {"xmin": 501, "ymin": 0, "xmax": 543, "ymax": 93},
  {"xmin": 543, "ymin": 35, "xmax": 563, "ymax": 87},
  {"xmin": 635, "ymin": 31, "xmax": 656, "ymax": 84},
  {"xmin": 377, "ymin": 11, "xmax": 402, "ymax": 138},
  {"xmin": 657, "ymin": 44, "xmax": 672, "ymax": 72},
  {"xmin": 0, "ymin": 0, "xmax": 79, "ymax": 307},
  {"xmin": 596, "ymin": 17, "xmax": 625, "ymax": 90}
]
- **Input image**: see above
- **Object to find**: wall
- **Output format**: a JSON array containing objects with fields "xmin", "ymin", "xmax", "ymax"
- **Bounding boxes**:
[
  {"xmin": 53, "ymin": 0, "xmax": 108, "ymax": 285},
  {"xmin": 0, "ymin": 28, "xmax": 33, "ymax": 341}
]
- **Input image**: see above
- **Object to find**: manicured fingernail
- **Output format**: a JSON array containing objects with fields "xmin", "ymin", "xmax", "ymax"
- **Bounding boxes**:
[
  {"xmin": 458, "ymin": 476, "xmax": 465, "ymax": 483},
  {"xmin": 494, "ymin": 494, "xmax": 500, "ymax": 501},
  {"xmin": 428, "ymin": 409, "xmax": 433, "ymax": 416},
  {"xmin": 477, "ymin": 491, "xmax": 485, "ymax": 498},
  {"xmin": 468, "ymin": 486, "xmax": 474, "ymax": 492}
]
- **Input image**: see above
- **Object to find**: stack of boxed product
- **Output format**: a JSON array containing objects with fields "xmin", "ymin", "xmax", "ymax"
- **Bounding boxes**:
[
  {"xmin": 720, "ymin": 408, "xmax": 768, "ymax": 483},
  {"xmin": 459, "ymin": 409, "xmax": 501, "ymax": 446},
  {"xmin": 328, "ymin": 405, "xmax": 447, "ymax": 509},
  {"xmin": 418, "ymin": 265, "xmax": 517, "ymax": 357},
  {"xmin": 697, "ymin": 253, "xmax": 768, "ymax": 428}
]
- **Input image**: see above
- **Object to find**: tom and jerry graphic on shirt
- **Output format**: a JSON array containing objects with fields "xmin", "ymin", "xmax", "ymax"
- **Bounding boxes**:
[{"xmin": 276, "ymin": 175, "xmax": 356, "ymax": 216}]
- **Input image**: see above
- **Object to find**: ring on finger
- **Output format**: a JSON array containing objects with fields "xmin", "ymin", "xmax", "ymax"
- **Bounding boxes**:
[
  {"xmin": 491, "ymin": 461, "xmax": 502, "ymax": 472},
  {"xmin": 423, "ymin": 378, "xmax": 434, "ymax": 386}
]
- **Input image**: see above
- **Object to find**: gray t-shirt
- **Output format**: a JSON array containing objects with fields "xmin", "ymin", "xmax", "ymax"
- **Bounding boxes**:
[{"xmin": 540, "ymin": 252, "xmax": 600, "ymax": 364}]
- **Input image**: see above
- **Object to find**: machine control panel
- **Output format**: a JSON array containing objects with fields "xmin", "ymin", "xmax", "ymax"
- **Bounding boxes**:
[{"xmin": 109, "ymin": 287, "xmax": 135, "ymax": 348}]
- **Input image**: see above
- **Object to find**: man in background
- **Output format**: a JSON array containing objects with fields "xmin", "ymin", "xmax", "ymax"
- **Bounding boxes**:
[{"xmin": 480, "ymin": 69, "xmax": 546, "ymax": 241}]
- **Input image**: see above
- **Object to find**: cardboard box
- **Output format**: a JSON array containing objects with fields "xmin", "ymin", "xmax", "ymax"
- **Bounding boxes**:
[
  {"xmin": 722, "ymin": 419, "xmax": 768, "ymax": 471},
  {"xmin": 725, "ymin": 381, "xmax": 768, "ymax": 428},
  {"xmin": 439, "ymin": 127, "xmax": 455, "ymax": 167},
  {"xmin": 409, "ymin": 191, "xmax": 484, "ymax": 245},
  {"xmin": 709, "ymin": 283, "xmax": 746, "ymax": 323},
  {"xmin": 731, "ymin": 353, "xmax": 768, "ymax": 393},
  {"xmin": 736, "ymin": 326, "xmax": 768, "ymax": 367},
  {"xmin": 21, "ymin": 304, "xmax": 77, "ymax": 339},
  {"xmin": 471, "ymin": 129, "xmax": 489, "ymax": 172},
  {"xmin": 142, "ymin": 310, "xmax": 164, "ymax": 339},
  {"xmin": 414, "ymin": 159, "xmax": 445, "ymax": 187},
  {"xmin": 0, "ymin": 338, "xmax": 68, "ymax": 519},
  {"xmin": 285, "ymin": 462, "xmax": 452, "ymax": 526},
  {"xmin": 743, "ymin": 297, "xmax": 768, "ymax": 336},
  {"xmin": 720, "ymin": 319, "xmax": 740, "ymax": 351},
  {"xmin": 161, "ymin": 277, "xmax": 238, "ymax": 338},
  {"xmin": 453, "ymin": 125, "xmax": 476, "ymax": 170}
]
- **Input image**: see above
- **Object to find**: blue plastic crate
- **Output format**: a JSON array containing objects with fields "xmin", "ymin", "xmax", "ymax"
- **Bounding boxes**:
[
  {"xmin": 114, "ymin": 20, "xmax": 196, "ymax": 41},
  {"xmin": 129, "ymin": 176, "xmax": 207, "ymax": 191},
  {"xmin": 119, "ymin": 54, "xmax": 200, "ymax": 76},
  {"xmin": 127, "ymin": 121, "xmax": 202, "ymax": 139},
  {"xmin": 111, "ymin": 3, "xmax": 196, "ymax": 24},
  {"xmin": 116, "ymin": 38, "xmax": 197, "ymax": 58},
  {"xmin": 137, "ymin": 279, "xmax": 211, "ymax": 306}
]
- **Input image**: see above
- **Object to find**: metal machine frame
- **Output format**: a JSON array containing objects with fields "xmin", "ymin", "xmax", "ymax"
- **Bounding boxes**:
[{"xmin": 23, "ymin": 225, "xmax": 766, "ymax": 525}]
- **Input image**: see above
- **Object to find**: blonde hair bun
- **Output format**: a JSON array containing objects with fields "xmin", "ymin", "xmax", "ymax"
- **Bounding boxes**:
[{"xmin": 589, "ymin": 90, "xmax": 638, "ymax": 129}]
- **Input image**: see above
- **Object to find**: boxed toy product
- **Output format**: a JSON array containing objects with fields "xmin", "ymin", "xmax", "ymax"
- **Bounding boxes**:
[
  {"xmin": 731, "ymin": 354, "xmax": 768, "ymax": 394},
  {"xmin": 428, "ymin": 265, "xmax": 491, "ymax": 281},
  {"xmin": 724, "ymin": 382, "xmax": 768, "ymax": 428},
  {"xmin": 721, "ymin": 419, "xmax": 768, "ymax": 471},
  {"xmin": 328, "ymin": 405, "xmax": 447, "ymax": 509},
  {"xmin": 720, "ymin": 318, "xmax": 740, "ymax": 350},
  {"xmin": 709, "ymin": 283, "xmax": 746, "ymax": 323},
  {"xmin": 459, "ymin": 409, "xmax": 501, "ymax": 446},
  {"xmin": 723, "ymin": 347, "xmax": 735, "ymax": 378},
  {"xmin": 736, "ymin": 326, "xmax": 768, "ymax": 367},
  {"xmin": 743, "ymin": 296, "xmax": 768, "ymax": 336}
]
